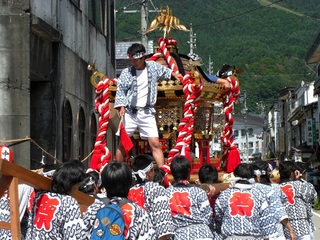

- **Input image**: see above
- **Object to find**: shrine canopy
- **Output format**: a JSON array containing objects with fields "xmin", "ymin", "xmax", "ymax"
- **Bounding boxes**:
[{"xmin": 88, "ymin": 5, "xmax": 241, "ymax": 174}]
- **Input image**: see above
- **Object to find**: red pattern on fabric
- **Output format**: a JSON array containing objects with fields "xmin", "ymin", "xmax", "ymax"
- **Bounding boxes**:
[
  {"xmin": 128, "ymin": 187, "xmax": 146, "ymax": 210},
  {"xmin": 229, "ymin": 192, "xmax": 254, "ymax": 217},
  {"xmin": 33, "ymin": 195, "xmax": 60, "ymax": 231},
  {"xmin": 121, "ymin": 203, "xmax": 134, "ymax": 237},
  {"xmin": 28, "ymin": 190, "xmax": 36, "ymax": 211},
  {"xmin": 280, "ymin": 184, "xmax": 295, "ymax": 205},
  {"xmin": 170, "ymin": 192, "xmax": 191, "ymax": 216}
]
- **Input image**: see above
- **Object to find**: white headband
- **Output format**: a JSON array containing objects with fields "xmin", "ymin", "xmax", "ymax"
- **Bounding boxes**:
[
  {"xmin": 254, "ymin": 170, "xmax": 261, "ymax": 176},
  {"xmin": 254, "ymin": 169, "xmax": 267, "ymax": 176},
  {"xmin": 128, "ymin": 52, "xmax": 145, "ymax": 59},
  {"xmin": 133, "ymin": 162, "xmax": 153, "ymax": 181},
  {"xmin": 230, "ymin": 177, "xmax": 256, "ymax": 184}
]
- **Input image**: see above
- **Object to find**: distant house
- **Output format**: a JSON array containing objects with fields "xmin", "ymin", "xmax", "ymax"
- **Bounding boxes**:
[
  {"xmin": 266, "ymin": 82, "xmax": 317, "ymax": 162},
  {"xmin": 304, "ymin": 31, "xmax": 320, "ymax": 165},
  {"xmin": 233, "ymin": 114, "xmax": 264, "ymax": 162}
]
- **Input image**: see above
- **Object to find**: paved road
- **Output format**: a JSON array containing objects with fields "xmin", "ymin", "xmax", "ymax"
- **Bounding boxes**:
[{"xmin": 312, "ymin": 210, "xmax": 320, "ymax": 238}]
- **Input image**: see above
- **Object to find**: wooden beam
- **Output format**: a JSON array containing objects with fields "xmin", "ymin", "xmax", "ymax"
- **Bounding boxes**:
[{"xmin": 0, "ymin": 158, "xmax": 94, "ymax": 238}]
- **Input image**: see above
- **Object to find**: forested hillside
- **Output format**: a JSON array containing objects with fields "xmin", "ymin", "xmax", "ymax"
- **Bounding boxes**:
[{"xmin": 115, "ymin": 0, "xmax": 320, "ymax": 113}]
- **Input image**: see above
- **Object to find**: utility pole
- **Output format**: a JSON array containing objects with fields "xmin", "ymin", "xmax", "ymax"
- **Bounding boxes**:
[
  {"xmin": 118, "ymin": 0, "xmax": 162, "ymax": 52},
  {"xmin": 187, "ymin": 23, "xmax": 196, "ymax": 54},
  {"xmin": 208, "ymin": 55, "xmax": 213, "ymax": 74},
  {"xmin": 243, "ymin": 90, "xmax": 249, "ymax": 162},
  {"xmin": 140, "ymin": 0, "xmax": 148, "ymax": 51}
]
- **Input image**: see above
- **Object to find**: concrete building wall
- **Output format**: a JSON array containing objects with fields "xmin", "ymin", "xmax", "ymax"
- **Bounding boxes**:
[
  {"xmin": 0, "ymin": 1, "xmax": 31, "ymax": 168},
  {"xmin": 30, "ymin": 0, "xmax": 110, "ymax": 72},
  {"xmin": 1, "ymin": 0, "xmax": 115, "ymax": 169}
]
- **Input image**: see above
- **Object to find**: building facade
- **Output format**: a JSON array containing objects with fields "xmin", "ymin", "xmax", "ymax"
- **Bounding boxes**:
[
  {"xmin": 0, "ymin": 0, "xmax": 115, "ymax": 169},
  {"xmin": 265, "ymin": 31, "xmax": 320, "ymax": 163},
  {"xmin": 233, "ymin": 114, "xmax": 264, "ymax": 162}
]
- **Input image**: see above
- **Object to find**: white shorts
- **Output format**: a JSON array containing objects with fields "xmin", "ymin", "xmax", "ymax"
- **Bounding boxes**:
[{"xmin": 124, "ymin": 110, "xmax": 159, "ymax": 139}]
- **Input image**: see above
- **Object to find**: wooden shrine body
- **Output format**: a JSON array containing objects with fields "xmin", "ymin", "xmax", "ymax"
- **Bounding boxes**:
[{"xmin": 109, "ymin": 44, "xmax": 227, "ymax": 174}]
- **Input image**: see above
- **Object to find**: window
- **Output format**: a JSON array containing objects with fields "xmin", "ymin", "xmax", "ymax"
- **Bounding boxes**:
[
  {"xmin": 78, "ymin": 107, "xmax": 86, "ymax": 161},
  {"xmin": 234, "ymin": 130, "xmax": 239, "ymax": 137},
  {"xmin": 248, "ymin": 128, "xmax": 253, "ymax": 136},
  {"xmin": 241, "ymin": 129, "xmax": 246, "ymax": 138},
  {"xmin": 90, "ymin": 113, "xmax": 97, "ymax": 153},
  {"xmin": 88, "ymin": 0, "xmax": 106, "ymax": 31},
  {"xmin": 63, "ymin": 100, "xmax": 72, "ymax": 162}
]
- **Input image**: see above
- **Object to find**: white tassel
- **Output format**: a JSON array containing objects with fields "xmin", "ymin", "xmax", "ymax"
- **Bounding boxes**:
[
  {"xmin": 195, "ymin": 142, "xmax": 199, "ymax": 158},
  {"xmin": 41, "ymin": 152, "xmax": 45, "ymax": 165}
]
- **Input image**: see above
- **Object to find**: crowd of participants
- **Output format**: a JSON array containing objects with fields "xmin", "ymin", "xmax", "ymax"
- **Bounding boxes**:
[{"xmin": 0, "ymin": 154, "xmax": 317, "ymax": 240}]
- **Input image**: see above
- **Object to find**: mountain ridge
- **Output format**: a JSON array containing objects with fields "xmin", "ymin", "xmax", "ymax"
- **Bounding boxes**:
[{"xmin": 115, "ymin": 0, "xmax": 320, "ymax": 113}]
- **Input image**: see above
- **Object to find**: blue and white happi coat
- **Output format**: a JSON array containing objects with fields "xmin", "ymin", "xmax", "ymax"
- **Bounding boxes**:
[
  {"xmin": 254, "ymin": 183, "xmax": 288, "ymax": 239},
  {"xmin": 128, "ymin": 181, "xmax": 175, "ymax": 239},
  {"xmin": 279, "ymin": 179, "xmax": 317, "ymax": 238},
  {"xmin": 165, "ymin": 181, "xmax": 214, "ymax": 240},
  {"xmin": 114, "ymin": 61, "xmax": 172, "ymax": 112},
  {"xmin": 214, "ymin": 182, "xmax": 271, "ymax": 239},
  {"xmin": 25, "ymin": 190, "xmax": 86, "ymax": 240}
]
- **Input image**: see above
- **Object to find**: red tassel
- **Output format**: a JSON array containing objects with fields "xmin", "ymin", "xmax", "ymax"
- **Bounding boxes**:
[
  {"xmin": 90, "ymin": 144, "xmax": 106, "ymax": 171},
  {"xmin": 119, "ymin": 123, "xmax": 133, "ymax": 157},
  {"xmin": 163, "ymin": 174, "xmax": 171, "ymax": 188},
  {"xmin": 224, "ymin": 145, "xmax": 241, "ymax": 173}
]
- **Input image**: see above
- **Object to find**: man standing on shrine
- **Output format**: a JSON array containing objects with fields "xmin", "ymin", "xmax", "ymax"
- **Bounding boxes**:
[{"xmin": 114, "ymin": 43, "xmax": 181, "ymax": 167}]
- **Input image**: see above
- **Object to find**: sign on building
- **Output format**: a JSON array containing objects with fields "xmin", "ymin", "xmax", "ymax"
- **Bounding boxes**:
[{"xmin": 307, "ymin": 118, "xmax": 316, "ymax": 146}]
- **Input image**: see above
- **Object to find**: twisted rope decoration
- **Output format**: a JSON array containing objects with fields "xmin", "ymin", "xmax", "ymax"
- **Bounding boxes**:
[
  {"xmin": 167, "ymin": 74, "xmax": 202, "ymax": 163},
  {"xmin": 89, "ymin": 76, "xmax": 112, "ymax": 171},
  {"xmin": 221, "ymin": 76, "xmax": 240, "ymax": 169},
  {"xmin": 148, "ymin": 38, "xmax": 179, "ymax": 72},
  {"xmin": 153, "ymin": 38, "xmax": 202, "ymax": 173}
]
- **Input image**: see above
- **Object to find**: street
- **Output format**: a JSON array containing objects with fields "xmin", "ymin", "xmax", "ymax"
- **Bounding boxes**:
[{"xmin": 312, "ymin": 210, "xmax": 320, "ymax": 238}]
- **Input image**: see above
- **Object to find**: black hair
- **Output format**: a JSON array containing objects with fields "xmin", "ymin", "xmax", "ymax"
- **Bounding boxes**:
[
  {"xmin": 153, "ymin": 167, "xmax": 166, "ymax": 186},
  {"xmin": 50, "ymin": 160, "xmax": 85, "ymax": 194},
  {"xmin": 233, "ymin": 163, "xmax": 254, "ymax": 184},
  {"xmin": 216, "ymin": 64, "xmax": 234, "ymax": 79},
  {"xmin": 170, "ymin": 155, "xmax": 191, "ymax": 182},
  {"xmin": 78, "ymin": 171, "xmax": 100, "ymax": 195},
  {"xmin": 101, "ymin": 160, "xmax": 133, "ymax": 198},
  {"xmin": 127, "ymin": 43, "xmax": 146, "ymax": 55},
  {"xmin": 295, "ymin": 161, "xmax": 307, "ymax": 179},
  {"xmin": 132, "ymin": 154, "xmax": 154, "ymax": 184},
  {"xmin": 198, "ymin": 163, "xmax": 218, "ymax": 184},
  {"xmin": 252, "ymin": 161, "xmax": 272, "ymax": 185},
  {"xmin": 132, "ymin": 154, "xmax": 153, "ymax": 171},
  {"xmin": 295, "ymin": 161, "xmax": 306, "ymax": 173},
  {"xmin": 279, "ymin": 161, "xmax": 296, "ymax": 182}
]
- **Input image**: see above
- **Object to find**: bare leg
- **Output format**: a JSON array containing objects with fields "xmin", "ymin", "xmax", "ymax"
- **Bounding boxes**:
[
  {"xmin": 116, "ymin": 143, "xmax": 125, "ymax": 161},
  {"xmin": 148, "ymin": 137, "xmax": 164, "ymax": 167}
]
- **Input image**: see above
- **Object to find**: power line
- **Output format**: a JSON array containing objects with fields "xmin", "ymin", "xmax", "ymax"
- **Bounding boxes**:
[
  {"xmin": 194, "ymin": 0, "xmax": 284, "ymax": 27},
  {"xmin": 214, "ymin": 0, "xmax": 320, "ymax": 49}
]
